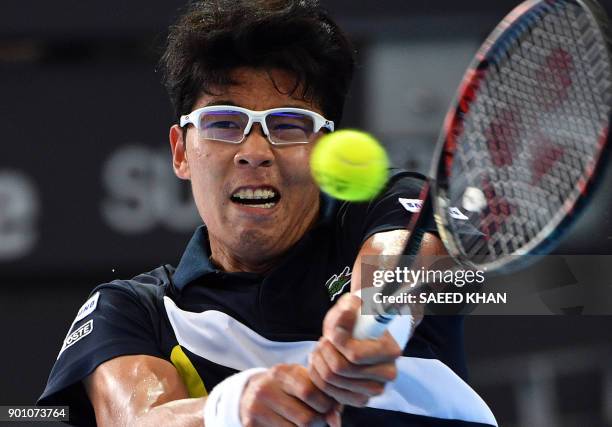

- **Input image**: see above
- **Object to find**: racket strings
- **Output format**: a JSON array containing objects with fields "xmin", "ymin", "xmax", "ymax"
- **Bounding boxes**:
[{"xmin": 447, "ymin": 0, "xmax": 611, "ymax": 266}]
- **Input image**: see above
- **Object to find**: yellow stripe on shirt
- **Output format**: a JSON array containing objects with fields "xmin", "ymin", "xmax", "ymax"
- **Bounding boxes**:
[{"xmin": 170, "ymin": 345, "xmax": 207, "ymax": 397}]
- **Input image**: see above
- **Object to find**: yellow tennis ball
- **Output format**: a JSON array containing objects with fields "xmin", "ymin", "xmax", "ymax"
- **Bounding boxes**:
[{"xmin": 310, "ymin": 129, "xmax": 389, "ymax": 201}]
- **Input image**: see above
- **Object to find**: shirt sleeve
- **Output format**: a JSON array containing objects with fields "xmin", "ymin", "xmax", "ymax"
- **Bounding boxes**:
[
  {"xmin": 37, "ymin": 280, "xmax": 165, "ymax": 426},
  {"xmin": 337, "ymin": 168, "xmax": 437, "ymax": 255},
  {"xmin": 335, "ymin": 169, "xmax": 469, "ymax": 380}
]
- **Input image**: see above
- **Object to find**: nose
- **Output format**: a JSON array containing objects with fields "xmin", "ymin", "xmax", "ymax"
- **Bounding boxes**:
[{"xmin": 234, "ymin": 123, "xmax": 274, "ymax": 168}]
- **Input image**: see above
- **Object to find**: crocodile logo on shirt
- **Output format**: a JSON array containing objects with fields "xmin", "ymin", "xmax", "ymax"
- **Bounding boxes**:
[{"xmin": 325, "ymin": 266, "xmax": 352, "ymax": 301}]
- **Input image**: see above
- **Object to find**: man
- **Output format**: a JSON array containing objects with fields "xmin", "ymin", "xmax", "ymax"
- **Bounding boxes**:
[{"xmin": 39, "ymin": 1, "xmax": 497, "ymax": 426}]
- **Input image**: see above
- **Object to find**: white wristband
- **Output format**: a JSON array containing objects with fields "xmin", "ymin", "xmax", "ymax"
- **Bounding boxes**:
[{"xmin": 203, "ymin": 367, "xmax": 267, "ymax": 427}]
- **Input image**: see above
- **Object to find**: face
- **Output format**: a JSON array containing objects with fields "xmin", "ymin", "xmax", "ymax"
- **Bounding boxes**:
[{"xmin": 169, "ymin": 68, "xmax": 322, "ymax": 273}]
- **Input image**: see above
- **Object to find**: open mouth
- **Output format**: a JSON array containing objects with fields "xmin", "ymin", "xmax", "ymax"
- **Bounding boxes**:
[{"xmin": 230, "ymin": 186, "xmax": 281, "ymax": 209}]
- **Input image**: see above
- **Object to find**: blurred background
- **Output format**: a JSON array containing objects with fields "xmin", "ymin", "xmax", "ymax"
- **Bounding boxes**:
[{"xmin": 0, "ymin": 1, "xmax": 611, "ymax": 426}]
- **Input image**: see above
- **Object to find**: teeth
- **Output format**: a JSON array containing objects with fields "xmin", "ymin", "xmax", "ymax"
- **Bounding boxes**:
[
  {"xmin": 232, "ymin": 188, "xmax": 277, "ymax": 200},
  {"xmin": 248, "ymin": 202, "xmax": 275, "ymax": 209}
]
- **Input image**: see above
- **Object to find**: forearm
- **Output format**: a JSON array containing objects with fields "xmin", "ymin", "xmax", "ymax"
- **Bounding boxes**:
[{"xmin": 130, "ymin": 397, "xmax": 206, "ymax": 427}]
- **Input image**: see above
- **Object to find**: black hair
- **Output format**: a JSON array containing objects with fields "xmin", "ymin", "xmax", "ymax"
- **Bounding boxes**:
[{"xmin": 160, "ymin": 0, "xmax": 355, "ymax": 125}]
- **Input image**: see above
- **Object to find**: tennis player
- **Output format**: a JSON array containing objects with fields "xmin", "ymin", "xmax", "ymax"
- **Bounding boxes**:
[{"xmin": 39, "ymin": 1, "xmax": 497, "ymax": 426}]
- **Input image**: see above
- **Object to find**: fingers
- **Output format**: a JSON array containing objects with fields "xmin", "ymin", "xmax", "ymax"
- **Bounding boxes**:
[
  {"xmin": 241, "ymin": 403, "xmax": 297, "ymax": 427},
  {"xmin": 309, "ymin": 348, "xmax": 376, "ymax": 407},
  {"xmin": 322, "ymin": 293, "xmax": 361, "ymax": 347},
  {"xmin": 317, "ymin": 337, "xmax": 397, "ymax": 383},
  {"xmin": 240, "ymin": 373, "xmax": 298, "ymax": 427},
  {"xmin": 330, "ymin": 329, "xmax": 403, "ymax": 365},
  {"xmin": 324, "ymin": 405, "xmax": 342, "ymax": 427},
  {"xmin": 310, "ymin": 293, "xmax": 403, "ymax": 407},
  {"xmin": 240, "ymin": 365, "xmax": 337, "ymax": 427},
  {"xmin": 324, "ymin": 294, "xmax": 402, "ymax": 365},
  {"xmin": 272, "ymin": 365, "xmax": 336, "ymax": 414},
  {"xmin": 308, "ymin": 336, "xmax": 398, "ymax": 407}
]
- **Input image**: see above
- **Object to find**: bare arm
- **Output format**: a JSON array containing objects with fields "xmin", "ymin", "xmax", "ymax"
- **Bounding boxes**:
[
  {"xmin": 84, "ymin": 232, "xmax": 447, "ymax": 424},
  {"xmin": 351, "ymin": 229, "xmax": 447, "ymax": 325},
  {"xmin": 351, "ymin": 229, "xmax": 447, "ymax": 291},
  {"xmin": 307, "ymin": 230, "xmax": 448, "ymax": 406},
  {"xmin": 85, "ymin": 355, "xmax": 339, "ymax": 427},
  {"xmin": 84, "ymin": 355, "xmax": 205, "ymax": 427}
]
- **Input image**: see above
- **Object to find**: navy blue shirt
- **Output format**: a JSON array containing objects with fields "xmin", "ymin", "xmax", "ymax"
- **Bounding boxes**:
[{"xmin": 39, "ymin": 170, "xmax": 495, "ymax": 427}]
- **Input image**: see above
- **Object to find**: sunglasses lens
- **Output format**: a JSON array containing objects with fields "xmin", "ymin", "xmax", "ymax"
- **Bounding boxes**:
[
  {"xmin": 266, "ymin": 112, "xmax": 315, "ymax": 144},
  {"xmin": 200, "ymin": 110, "xmax": 249, "ymax": 143}
]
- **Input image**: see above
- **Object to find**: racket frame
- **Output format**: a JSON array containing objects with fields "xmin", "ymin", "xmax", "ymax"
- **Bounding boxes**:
[{"xmin": 432, "ymin": 0, "xmax": 612, "ymax": 274}]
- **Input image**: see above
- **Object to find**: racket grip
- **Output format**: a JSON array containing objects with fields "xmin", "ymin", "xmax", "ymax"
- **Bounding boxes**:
[{"xmin": 352, "ymin": 312, "xmax": 396, "ymax": 339}]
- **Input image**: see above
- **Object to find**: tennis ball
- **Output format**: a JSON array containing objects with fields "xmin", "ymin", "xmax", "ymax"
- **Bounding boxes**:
[{"xmin": 310, "ymin": 129, "xmax": 389, "ymax": 202}]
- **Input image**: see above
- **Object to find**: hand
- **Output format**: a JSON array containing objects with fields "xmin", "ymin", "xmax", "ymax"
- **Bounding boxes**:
[
  {"xmin": 308, "ymin": 293, "xmax": 401, "ymax": 407},
  {"xmin": 240, "ymin": 364, "xmax": 341, "ymax": 427}
]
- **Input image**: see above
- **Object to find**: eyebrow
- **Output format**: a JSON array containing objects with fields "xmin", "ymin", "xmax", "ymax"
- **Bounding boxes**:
[
  {"xmin": 203, "ymin": 100, "xmax": 312, "ymax": 110},
  {"xmin": 204, "ymin": 100, "xmax": 237, "ymax": 107}
]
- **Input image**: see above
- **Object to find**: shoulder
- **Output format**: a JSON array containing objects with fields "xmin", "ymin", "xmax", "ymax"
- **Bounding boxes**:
[
  {"xmin": 91, "ymin": 265, "xmax": 174, "ymax": 304},
  {"xmin": 370, "ymin": 169, "xmax": 428, "ymax": 208},
  {"xmin": 386, "ymin": 168, "xmax": 427, "ymax": 189},
  {"xmin": 332, "ymin": 169, "xmax": 429, "ymax": 248},
  {"xmin": 372, "ymin": 168, "xmax": 427, "ymax": 199},
  {"xmin": 336, "ymin": 168, "xmax": 426, "ymax": 216}
]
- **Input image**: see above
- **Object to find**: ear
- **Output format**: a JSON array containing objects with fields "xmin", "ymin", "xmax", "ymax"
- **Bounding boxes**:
[{"xmin": 169, "ymin": 125, "xmax": 190, "ymax": 180}]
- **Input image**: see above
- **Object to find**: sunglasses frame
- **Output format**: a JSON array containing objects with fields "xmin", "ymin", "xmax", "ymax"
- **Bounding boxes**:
[{"xmin": 179, "ymin": 105, "xmax": 335, "ymax": 145}]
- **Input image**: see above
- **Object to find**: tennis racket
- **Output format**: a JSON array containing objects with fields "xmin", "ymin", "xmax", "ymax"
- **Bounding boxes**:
[{"xmin": 354, "ymin": 0, "xmax": 612, "ymax": 339}]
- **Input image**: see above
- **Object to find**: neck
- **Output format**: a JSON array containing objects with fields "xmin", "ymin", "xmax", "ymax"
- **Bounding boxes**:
[
  {"xmin": 208, "ymin": 205, "xmax": 320, "ymax": 274},
  {"xmin": 208, "ymin": 240, "xmax": 280, "ymax": 274}
]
